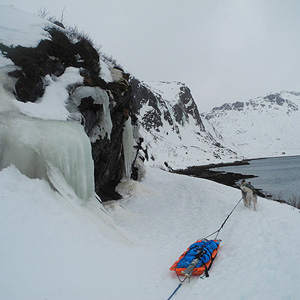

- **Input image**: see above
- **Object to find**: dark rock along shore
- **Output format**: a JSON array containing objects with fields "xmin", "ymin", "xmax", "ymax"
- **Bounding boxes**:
[{"xmin": 173, "ymin": 160, "xmax": 266, "ymax": 198}]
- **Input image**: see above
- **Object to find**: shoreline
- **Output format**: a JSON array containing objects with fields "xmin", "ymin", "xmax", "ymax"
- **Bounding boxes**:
[
  {"xmin": 172, "ymin": 155, "xmax": 299, "ymax": 208},
  {"xmin": 172, "ymin": 159, "xmax": 267, "ymax": 199}
]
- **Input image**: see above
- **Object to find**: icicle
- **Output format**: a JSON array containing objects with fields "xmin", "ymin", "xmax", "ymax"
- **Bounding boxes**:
[
  {"xmin": 71, "ymin": 86, "xmax": 113, "ymax": 142},
  {"xmin": 122, "ymin": 117, "xmax": 135, "ymax": 179},
  {"xmin": 0, "ymin": 115, "xmax": 95, "ymax": 202}
]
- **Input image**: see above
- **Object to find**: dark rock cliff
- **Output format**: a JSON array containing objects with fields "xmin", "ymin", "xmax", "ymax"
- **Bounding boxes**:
[
  {"xmin": 130, "ymin": 78, "xmax": 166, "ymax": 132},
  {"xmin": 130, "ymin": 78, "xmax": 206, "ymax": 134},
  {"xmin": 174, "ymin": 84, "xmax": 204, "ymax": 130}
]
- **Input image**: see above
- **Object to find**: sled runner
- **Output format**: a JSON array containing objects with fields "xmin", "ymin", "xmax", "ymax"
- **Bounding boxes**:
[{"xmin": 170, "ymin": 239, "xmax": 220, "ymax": 277}]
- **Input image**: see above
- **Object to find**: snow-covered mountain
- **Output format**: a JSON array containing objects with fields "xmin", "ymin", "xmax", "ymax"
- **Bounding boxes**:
[
  {"xmin": 202, "ymin": 91, "xmax": 300, "ymax": 158},
  {"xmin": 130, "ymin": 78, "xmax": 239, "ymax": 169}
]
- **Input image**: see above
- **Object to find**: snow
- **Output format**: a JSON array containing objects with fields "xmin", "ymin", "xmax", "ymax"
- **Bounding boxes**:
[
  {"xmin": 1, "ymin": 5, "xmax": 300, "ymax": 300},
  {"xmin": 15, "ymin": 67, "xmax": 83, "ymax": 120},
  {"xmin": 99, "ymin": 59, "xmax": 113, "ymax": 83},
  {"xmin": 143, "ymin": 81, "xmax": 182, "ymax": 106},
  {"xmin": 203, "ymin": 92, "xmax": 300, "ymax": 158},
  {"xmin": 1, "ymin": 165, "xmax": 300, "ymax": 300},
  {"xmin": 0, "ymin": 5, "xmax": 50, "ymax": 48}
]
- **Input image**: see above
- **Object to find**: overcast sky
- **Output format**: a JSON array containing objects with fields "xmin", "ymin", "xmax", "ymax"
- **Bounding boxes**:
[{"xmin": 1, "ymin": 0, "xmax": 300, "ymax": 111}]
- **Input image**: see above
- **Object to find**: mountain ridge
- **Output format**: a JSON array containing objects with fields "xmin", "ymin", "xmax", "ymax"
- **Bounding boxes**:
[
  {"xmin": 130, "ymin": 78, "xmax": 239, "ymax": 169},
  {"xmin": 202, "ymin": 91, "xmax": 300, "ymax": 158}
]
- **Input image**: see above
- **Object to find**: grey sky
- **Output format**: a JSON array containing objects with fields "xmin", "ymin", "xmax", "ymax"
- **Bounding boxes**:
[{"xmin": 1, "ymin": 0, "xmax": 300, "ymax": 111}]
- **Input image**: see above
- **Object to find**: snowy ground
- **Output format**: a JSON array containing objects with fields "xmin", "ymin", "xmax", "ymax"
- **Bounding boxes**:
[{"xmin": 1, "ymin": 165, "xmax": 300, "ymax": 300}]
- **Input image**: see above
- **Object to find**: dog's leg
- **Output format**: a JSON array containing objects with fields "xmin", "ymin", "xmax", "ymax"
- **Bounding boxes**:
[
  {"xmin": 253, "ymin": 195, "xmax": 257, "ymax": 211},
  {"xmin": 244, "ymin": 198, "xmax": 248, "ymax": 208},
  {"xmin": 242, "ymin": 194, "xmax": 247, "ymax": 207}
]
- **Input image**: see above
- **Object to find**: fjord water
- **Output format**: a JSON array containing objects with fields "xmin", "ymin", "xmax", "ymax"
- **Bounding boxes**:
[{"xmin": 214, "ymin": 156, "xmax": 300, "ymax": 203}]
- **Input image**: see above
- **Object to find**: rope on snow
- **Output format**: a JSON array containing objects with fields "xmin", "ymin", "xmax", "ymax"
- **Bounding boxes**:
[
  {"xmin": 203, "ymin": 197, "xmax": 243, "ymax": 240},
  {"xmin": 166, "ymin": 196, "xmax": 243, "ymax": 300}
]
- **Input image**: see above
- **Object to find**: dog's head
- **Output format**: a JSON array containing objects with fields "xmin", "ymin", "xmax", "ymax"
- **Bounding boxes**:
[{"xmin": 240, "ymin": 186, "xmax": 252, "ymax": 194}]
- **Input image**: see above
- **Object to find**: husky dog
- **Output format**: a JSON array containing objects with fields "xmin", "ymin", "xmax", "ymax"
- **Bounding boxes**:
[{"xmin": 240, "ymin": 185, "xmax": 257, "ymax": 211}]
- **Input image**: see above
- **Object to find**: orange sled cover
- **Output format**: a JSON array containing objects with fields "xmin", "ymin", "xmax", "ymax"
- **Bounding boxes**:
[{"xmin": 170, "ymin": 239, "xmax": 220, "ymax": 276}]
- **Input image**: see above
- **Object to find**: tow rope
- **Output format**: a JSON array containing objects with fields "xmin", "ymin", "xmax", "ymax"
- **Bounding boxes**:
[
  {"xmin": 166, "ymin": 278, "xmax": 187, "ymax": 300},
  {"xmin": 203, "ymin": 197, "xmax": 243, "ymax": 240},
  {"xmin": 166, "ymin": 197, "xmax": 243, "ymax": 300}
]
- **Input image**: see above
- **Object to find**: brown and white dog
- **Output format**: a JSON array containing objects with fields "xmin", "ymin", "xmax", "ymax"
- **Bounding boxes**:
[{"xmin": 240, "ymin": 186, "xmax": 257, "ymax": 211}]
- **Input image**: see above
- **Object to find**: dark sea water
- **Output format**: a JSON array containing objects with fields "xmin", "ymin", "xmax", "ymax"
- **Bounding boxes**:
[{"xmin": 213, "ymin": 156, "xmax": 300, "ymax": 203}]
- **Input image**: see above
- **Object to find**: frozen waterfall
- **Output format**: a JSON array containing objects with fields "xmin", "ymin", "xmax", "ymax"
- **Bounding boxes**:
[
  {"xmin": 0, "ymin": 115, "xmax": 95, "ymax": 201},
  {"xmin": 0, "ymin": 66, "xmax": 95, "ymax": 202},
  {"xmin": 122, "ymin": 117, "xmax": 135, "ymax": 179}
]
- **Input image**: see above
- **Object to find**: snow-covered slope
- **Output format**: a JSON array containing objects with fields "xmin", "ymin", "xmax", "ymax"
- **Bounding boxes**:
[
  {"xmin": 1, "ymin": 165, "xmax": 300, "ymax": 300},
  {"xmin": 131, "ymin": 79, "xmax": 239, "ymax": 169},
  {"xmin": 203, "ymin": 91, "xmax": 300, "ymax": 158}
]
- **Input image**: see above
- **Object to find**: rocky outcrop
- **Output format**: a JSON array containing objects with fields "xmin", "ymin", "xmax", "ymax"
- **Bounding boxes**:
[
  {"xmin": 0, "ymin": 28, "xmax": 102, "ymax": 102},
  {"xmin": 0, "ymin": 27, "xmax": 134, "ymax": 201},
  {"xmin": 130, "ymin": 78, "xmax": 166, "ymax": 131},
  {"xmin": 130, "ymin": 78, "xmax": 206, "ymax": 134},
  {"xmin": 174, "ymin": 85, "xmax": 204, "ymax": 129},
  {"xmin": 91, "ymin": 78, "xmax": 132, "ymax": 201}
]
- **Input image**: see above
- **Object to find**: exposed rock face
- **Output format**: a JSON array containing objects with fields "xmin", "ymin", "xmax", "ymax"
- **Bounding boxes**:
[
  {"xmin": 130, "ymin": 78, "xmax": 164, "ymax": 131},
  {"xmin": 0, "ymin": 27, "xmax": 133, "ymax": 201},
  {"xmin": 91, "ymin": 79, "xmax": 132, "ymax": 201},
  {"xmin": 129, "ymin": 78, "xmax": 238, "ymax": 168},
  {"xmin": 0, "ymin": 28, "xmax": 101, "ymax": 102},
  {"xmin": 130, "ymin": 78, "xmax": 205, "ymax": 133},
  {"xmin": 174, "ymin": 85, "xmax": 204, "ymax": 129}
]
